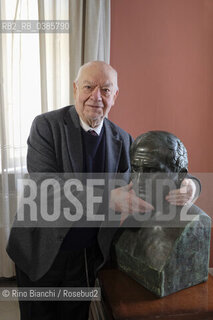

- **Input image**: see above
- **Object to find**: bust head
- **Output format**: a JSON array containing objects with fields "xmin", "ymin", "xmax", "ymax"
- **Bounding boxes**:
[{"xmin": 130, "ymin": 131, "xmax": 188, "ymax": 204}]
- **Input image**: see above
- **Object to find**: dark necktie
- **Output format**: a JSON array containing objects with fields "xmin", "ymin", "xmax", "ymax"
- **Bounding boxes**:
[{"xmin": 88, "ymin": 129, "xmax": 98, "ymax": 136}]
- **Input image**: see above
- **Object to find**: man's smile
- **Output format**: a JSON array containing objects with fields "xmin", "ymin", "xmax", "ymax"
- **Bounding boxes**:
[{"xmin": 86, "ymin": 104, "xmax": 103, "ymax": 108}]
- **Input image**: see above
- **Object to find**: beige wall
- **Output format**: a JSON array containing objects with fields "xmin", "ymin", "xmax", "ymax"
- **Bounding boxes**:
[{"xmin": 110, "ymin": 0, "xmax": 213, "ymax": 266}]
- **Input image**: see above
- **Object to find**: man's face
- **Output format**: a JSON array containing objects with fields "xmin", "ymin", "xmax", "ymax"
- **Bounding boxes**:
[{"xmin": 73, "ymin": 63, "xmax": 118, "ymax": 127}]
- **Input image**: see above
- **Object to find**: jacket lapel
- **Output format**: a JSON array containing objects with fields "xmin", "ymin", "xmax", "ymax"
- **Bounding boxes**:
[
  {"xmin": 63, "ymin": 106, "xmax": 83, "ymax": 172},
  {"xmin": 104, "ymin": 119, "xmax": 122, "ymax": 173}
]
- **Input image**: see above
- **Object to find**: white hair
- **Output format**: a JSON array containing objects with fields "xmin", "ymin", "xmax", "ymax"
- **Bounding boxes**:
[{"xmin": 74, "ymin": 60, "xmax": 118, "ymax": 90}]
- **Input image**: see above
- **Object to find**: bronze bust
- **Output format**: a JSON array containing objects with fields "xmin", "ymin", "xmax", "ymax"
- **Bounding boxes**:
[
  {"xmin": 112, "ymin": 131, "xmax": 211, "ymax": 297},
  {"xmin": 130, "ymin": 131, "xmax": 188, "ymax": 215}
]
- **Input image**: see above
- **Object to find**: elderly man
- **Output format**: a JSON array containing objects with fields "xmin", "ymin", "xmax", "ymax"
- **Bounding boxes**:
[{"xmin": 7, "ymin": 61, "xmax": 197, "ymax": 320}]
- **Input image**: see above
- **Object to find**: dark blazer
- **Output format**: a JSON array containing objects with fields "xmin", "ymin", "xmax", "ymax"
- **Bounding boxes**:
[{"xmin": 7, "ymin": 106, "xmax": 133, "ymax": 281}]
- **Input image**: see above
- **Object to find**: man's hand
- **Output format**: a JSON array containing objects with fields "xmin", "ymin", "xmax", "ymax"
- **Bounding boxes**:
[
  {"xmin": 165, "ymin": 178, "xmax": 197, "ymax": 206},
  {"xmin": 110, "ymin": 182, "xmax": 154, "ymax": 226}
]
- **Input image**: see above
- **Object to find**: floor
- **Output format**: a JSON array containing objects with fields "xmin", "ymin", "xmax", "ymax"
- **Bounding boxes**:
[
  {"xmin": 0, "ymin": 279, "xmax": 20, "ymax": 320},
  {"xmin": 0, "ymin": 301, "xmax": 20, "ymax": 320},
  {"xmin": 0, "ymin": 298, "xmax": 100, "ymax": 320}
]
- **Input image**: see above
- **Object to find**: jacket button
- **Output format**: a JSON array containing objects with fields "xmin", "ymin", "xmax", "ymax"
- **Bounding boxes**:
[{"xmin": 57, "ymin": 236, "xmax": 64, "ymax": 242}]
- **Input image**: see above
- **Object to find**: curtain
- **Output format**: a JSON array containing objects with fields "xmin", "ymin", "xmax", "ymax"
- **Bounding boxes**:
[{"xmin": 0, "ymin": 0, "xmax": 110, "ymax": 278}]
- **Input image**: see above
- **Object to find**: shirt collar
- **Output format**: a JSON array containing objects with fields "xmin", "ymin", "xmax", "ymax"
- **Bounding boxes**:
[{"xmin": 79, "ymin": 117, "xmax": 103, "ymax": 136}]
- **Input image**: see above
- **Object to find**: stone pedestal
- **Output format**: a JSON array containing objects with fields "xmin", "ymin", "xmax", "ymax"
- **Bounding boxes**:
[{"xmin": 112, "ymin": 205, "xmax": 211, "ymax": 297}]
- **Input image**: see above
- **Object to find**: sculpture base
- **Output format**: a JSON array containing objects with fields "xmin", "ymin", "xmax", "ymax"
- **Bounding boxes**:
[{"xmin": 112, "ymin": 206, "xmax": 211, "ymax": 297}]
